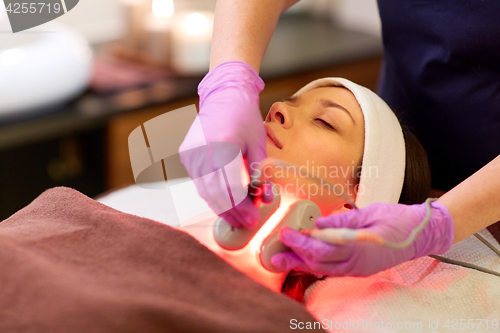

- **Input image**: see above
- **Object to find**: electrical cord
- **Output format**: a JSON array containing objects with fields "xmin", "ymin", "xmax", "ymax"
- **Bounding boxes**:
[
  {"xmin": 383, "ymin": 198, "xmax": 437, "ymax": 249},
  {"xmin": 429, "ymin": 254, "xmax": 500, "ymax": 278},
  {"xmin": 474, "ymin": 232, "xmax": 500, "ymax": 257},
  {"xmin": 429, "ymin": 232, "xmax": 500, "ymax": 279}
]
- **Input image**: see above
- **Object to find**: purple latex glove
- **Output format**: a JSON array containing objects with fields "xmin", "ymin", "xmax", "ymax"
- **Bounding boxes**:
[
  {"xmin": 271, "ymin": 201, "xmax": 455, "ymax": 276},
  {"xmin": 178, "ymin": 61, "xmax": 266, "ymax": 228}
]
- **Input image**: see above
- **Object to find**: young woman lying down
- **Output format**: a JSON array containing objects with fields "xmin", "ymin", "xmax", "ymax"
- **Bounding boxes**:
[
  {"xmin": 100, "ymin": 77, "xmax": 500, "ymax": 330},
  {"xmin": 100, "ymin": 77, "xmax": 433, "ymax": 295}
]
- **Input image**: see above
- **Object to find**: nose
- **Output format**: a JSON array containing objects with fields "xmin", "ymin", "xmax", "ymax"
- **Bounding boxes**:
[{"xmin": 265, "ymin": 102, "xmax": 293, "ymax": 129}]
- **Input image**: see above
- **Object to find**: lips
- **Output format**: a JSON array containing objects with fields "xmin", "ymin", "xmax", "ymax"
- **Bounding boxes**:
[{"xmin": 264, "ymin": 125, "xmax": 283, "ymax": 149}]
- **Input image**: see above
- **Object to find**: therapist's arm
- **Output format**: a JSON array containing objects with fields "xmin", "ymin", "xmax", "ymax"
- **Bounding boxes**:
[
  {"xmin": 210, "ymin": 0, "xmax": 299, "ymax": 72},
  {"xmin": 180, "ymin": 0, "xmax": 300, "ymax": 229},
  {"xmin": 438, "ymin": 154, "xmax": 500, "ymax": 243}
]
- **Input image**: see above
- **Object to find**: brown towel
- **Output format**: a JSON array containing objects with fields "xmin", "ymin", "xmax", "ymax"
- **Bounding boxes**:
[{"xmin": 0, "ymin": 187, "xmax": 324, "ymax": 333}]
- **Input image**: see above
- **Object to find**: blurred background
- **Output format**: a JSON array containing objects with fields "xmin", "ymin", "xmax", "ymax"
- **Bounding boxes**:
[
  {"xmin": 0, "ymin": 0, "xmax": 383, "ymax": 219},
  {"xmin": 50, "ymin": 0, "xmax": 382, "ymax": 44}
]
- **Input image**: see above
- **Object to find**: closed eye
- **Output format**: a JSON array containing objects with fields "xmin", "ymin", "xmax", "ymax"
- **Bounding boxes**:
[{"xmin": 315, "ymin": 118, "xmax": 335, "ymax": 130}]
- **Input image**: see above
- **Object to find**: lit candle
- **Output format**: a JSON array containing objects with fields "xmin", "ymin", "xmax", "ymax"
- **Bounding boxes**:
[
  {"xmin": 143, "ymin": 0, "xmax": 174, "ymax": 64},
  {"xmin": 171, "ymin": 11, "xmax": 214, "ymax": 75},
  {"xmin": 120, "ymin": 0, "xmax": 146, "ymax": 49}
]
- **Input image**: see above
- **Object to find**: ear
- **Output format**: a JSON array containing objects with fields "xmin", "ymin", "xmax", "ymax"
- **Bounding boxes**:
[
  {"xmin": 321, "ymin": 201, "xmax": 355, "ymax": 216},
  {"xmin": 339, "ymin": 202, "xmax": 354, "ymax": 213}
]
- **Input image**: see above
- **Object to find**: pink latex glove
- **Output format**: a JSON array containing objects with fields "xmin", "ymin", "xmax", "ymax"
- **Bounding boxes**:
[
  {"xmin": 179, "ymin": 61, "xmax": 266, "ymax": 228},
  {"xmin": 271, "ymin": 201, "xmax": 455, "ymax": 276}
]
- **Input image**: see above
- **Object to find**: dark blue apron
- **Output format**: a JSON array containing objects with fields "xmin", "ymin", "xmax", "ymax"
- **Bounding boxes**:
[{"xmin": 377, "ymin": 0, "xmax": 500, "ymax": 191}]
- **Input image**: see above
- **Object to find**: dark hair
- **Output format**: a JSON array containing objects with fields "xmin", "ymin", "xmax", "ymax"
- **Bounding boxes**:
[
  {"xmin": 280, "ymin": 121, "xmax": 432, "ymax": 303},
  {"xmin": 397, "ymin": 122, "xmax": 432, "ymax": 205}
]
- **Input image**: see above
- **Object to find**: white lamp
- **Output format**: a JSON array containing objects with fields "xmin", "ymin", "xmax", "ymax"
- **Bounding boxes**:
[{"xmin": 0, "ymin": 22, "xmax": 93, "ymax": 116}]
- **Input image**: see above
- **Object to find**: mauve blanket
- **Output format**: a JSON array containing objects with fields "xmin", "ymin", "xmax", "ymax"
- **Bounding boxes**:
[{"xmin": 0, "ymin": 187, "xmax": 324, "ymax": 333}]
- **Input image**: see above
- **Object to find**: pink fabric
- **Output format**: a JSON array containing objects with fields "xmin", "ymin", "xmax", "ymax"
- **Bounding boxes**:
[{"xmin": 0, "ymin": 187, "xmax": 323, "ymax": 333}]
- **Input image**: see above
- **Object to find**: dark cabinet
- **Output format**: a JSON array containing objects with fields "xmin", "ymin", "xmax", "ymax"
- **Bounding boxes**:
[{"xmin": 0, "ymin": 128, "xmax": 106, "ymax": 220}]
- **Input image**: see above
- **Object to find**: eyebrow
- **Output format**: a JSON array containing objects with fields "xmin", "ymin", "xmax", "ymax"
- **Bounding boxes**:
[
  {"xmin": 282, "ymin": 96, "xmax": 356, "ymax": 125},
  {"xmin": 282, "ymin": 96, "xmax": 298, "ymax": 104},
  {"xmin": 318, "ymin": 98, "xmax": 356, "ymax": 125}
]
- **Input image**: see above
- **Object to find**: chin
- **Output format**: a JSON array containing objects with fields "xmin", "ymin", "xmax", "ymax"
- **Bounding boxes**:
[{"xmin": 265, "ymin": 145, "xmax": 281, "ymax": 157}]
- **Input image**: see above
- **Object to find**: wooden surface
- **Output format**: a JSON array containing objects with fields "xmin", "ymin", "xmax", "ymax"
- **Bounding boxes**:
[{"xmin": 106, "ymin": 56, "xmax": 383, "ymax": 190}]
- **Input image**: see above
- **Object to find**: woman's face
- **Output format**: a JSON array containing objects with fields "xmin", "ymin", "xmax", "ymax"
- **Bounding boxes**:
[{"xmin": 263, "ymin": 86, "xmax": 365, "ymax": 215}]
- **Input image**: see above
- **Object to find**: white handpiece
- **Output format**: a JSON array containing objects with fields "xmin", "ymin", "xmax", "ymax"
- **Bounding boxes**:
[
  {"xmin": 213, "ymin": 182, "xmax": 280, "ymax": 250},
  {"xmin": 260, "ymin": 200, "xmax": 321, "ymax": 272},
  {"xmin": 301, "ymin": 228, "xmax": 357, "ymax": 245}
]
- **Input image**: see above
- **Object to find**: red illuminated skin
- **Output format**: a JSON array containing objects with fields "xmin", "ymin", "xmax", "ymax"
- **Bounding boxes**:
[
  {"xmin": 262, "ymin": 86, "xmax": 365, "ymax": 216},
  {"xmin": 180, "ymin": 86, "xmax": 366, "ymax": 291}
]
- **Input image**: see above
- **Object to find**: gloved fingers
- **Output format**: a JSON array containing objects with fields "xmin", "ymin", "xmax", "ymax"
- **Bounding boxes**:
[
  {"xmin": 261, "ymin": 182, "xmax": 275, "ymax": 203},
  {"xmin": 245, "ymin": 125, "xmax": 266, "ymax": 171},
  {"xmin": 191, "ymin": 174, "xmax": 235, "ymax": 216},
  {"xmin": 315, "ymin": 208, "xmax": 364, "ymax": 229},
  {"xmin": 248, "ymin": 181, "xmax": 274, "ymax": 204},
  {"xmin": 234, "ymin": 196, "xmax": 260, "ymax": 228},
  {"xmin": 278, "ymin": 227, "xmax": 353, "ymax": 263},
  {"xmin": 271, "ymin": 252, "xmax": 347, "ymax": 276},
  {"xmin": 218, "ymin": 210, "xmax": 244, "ymax": 228},
  {"xmin": 219, "ymin": 196, "xmax": 260, "ymax": 229},
  {"xmin": 270, "ymin": 252, "xmax": 309, "ymax": 272},
  {"xmin": 315, "ymin": 211, "xmax": 352, "ymax": 229},
  {"xmin": 299, "ymin": 261, "xmax": 350, "ymax": 277},
  {"xmin": 245, "ymin": 138, "xmax": 266, "ymax": 177}
]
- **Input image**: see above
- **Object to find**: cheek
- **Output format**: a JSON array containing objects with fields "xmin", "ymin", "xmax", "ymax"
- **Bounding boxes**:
[
  {"xmin": 277, "ymin": 131, "xmax": 339, "ymax": 160},
  {"xmin": 299, "ymin": 136, "xmax": 344, "ymax": 164},
  {"xmin": 285, "ymin": 137, "xmax": 324, "ymax": 165},
  {"xmin": 301, "ymin": 137, "xmax": 360, "ymax": 183},
  {"xmin": 267, "ymin": 130, "xmax": 358, "ymax": 179}
]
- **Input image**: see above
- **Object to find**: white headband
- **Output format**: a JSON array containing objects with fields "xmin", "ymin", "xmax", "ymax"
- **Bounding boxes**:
[{"xmin": 292, "ymin": 78, "xmax": 406, "ymax": 208}]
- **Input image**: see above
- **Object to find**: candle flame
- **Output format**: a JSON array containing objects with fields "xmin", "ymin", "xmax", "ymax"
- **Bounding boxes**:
[
  {"xmin": 152, "ymin": 0, "xmax": 174, "ymax": 18},
  {"xmin": 184, "ymin": 13, "xmax": 208, "ymax": 35}
]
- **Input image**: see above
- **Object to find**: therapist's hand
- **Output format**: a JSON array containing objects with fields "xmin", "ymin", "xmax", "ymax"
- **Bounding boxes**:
[
  {"xmin": 271, "ymin": 201, "xmax": 455, "ymax": 276},
  {"xmin": 179, "ymin": 61, "xmax": 266, "ymax": 228}
]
